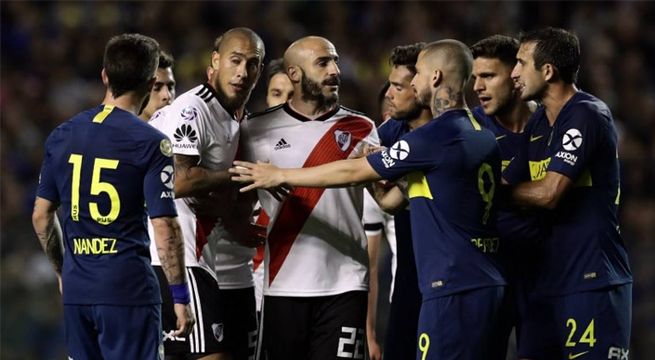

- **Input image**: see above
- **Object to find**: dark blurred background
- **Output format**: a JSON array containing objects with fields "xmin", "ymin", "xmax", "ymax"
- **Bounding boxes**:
[{"xmin": 1, "ymin": 1, "xmax": 653, "ymax": 359}]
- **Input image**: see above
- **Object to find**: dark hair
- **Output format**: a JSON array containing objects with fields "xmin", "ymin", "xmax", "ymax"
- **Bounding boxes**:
[
  {"xmin": 158, "ymin": 50, "xmax": 174, "ymax": 69},
  {"xmin": 103, "ymin": 33, "xmax": 160, "ymax": 98},
  {"xmin": 470, "ymin": 35, "xmax": 519, "ymax": 66},
  {"xmin": 266, "ymin": 58, "xmax": 286, "ymax": 83},
  {"xmin": 389, "ymin": 42, "xmax": 426, "ymax": 75},
  {"xmin": 519, "ymin": 27, "xmax": 580, "ymax": 84},
  {"xmin": 378, "ymin": 81, "xmax": 390, "ymax": 107}
]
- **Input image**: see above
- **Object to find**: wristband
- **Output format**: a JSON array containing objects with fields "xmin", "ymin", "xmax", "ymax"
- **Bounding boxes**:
[{"xmin": 169, "ymin": 283, "xmax": 191, "ymax": 304}]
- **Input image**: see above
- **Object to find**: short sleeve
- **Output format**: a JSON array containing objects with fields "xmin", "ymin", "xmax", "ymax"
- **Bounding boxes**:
[
  {"xmin": 36, "ymin": 133, "xmax": 60, "ymax": 203},
  {"xmin": 144, "ymin": 137, "xmax": 178, "ymax": 218},
  {"xmin": 367, "ymin": 126, "xmax": 438, "ymax": 182},
  {"xmin": 547, "ymin": 105, "xmax": 601, "ymax": 181},
  {"xmin": 169, "ymin": 99, "xmax": 206, "ymax": 157},
  {"xmin": 362, "ymin": 190, "xmax": 384, "ymax": 236}
]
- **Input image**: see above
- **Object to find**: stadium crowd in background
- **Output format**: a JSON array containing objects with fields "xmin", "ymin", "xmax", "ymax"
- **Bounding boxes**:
[{"xmin": 1, "ymin": 1, "xmax": 654, "ymax": 359}]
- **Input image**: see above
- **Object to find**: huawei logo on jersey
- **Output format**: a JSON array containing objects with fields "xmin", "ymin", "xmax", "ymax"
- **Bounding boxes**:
[
  {"xmin": 334, "ymin": 130, "xmax": 352, "ymax": 151},
  {"xmin": 174, "ymin": 124, "xmax": 198, "ymax": 143}
]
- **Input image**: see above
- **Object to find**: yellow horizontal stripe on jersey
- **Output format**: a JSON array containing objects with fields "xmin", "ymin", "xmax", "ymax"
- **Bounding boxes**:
[
  {"xmin": 407, "ymin": 171, "xmax": 433, "ymax": 200},
  {"xmin": 93, "ymin": 105, "xmax": 115, "ymax": 123},
  {"xmin": 529, "ymin": 158, "xmax": 551, "ymax": 181}
]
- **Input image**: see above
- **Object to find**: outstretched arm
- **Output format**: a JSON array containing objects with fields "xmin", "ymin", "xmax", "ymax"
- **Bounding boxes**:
[{"xmin": 230, "ymin": 157, "xmax": 382, "ymax": 192}]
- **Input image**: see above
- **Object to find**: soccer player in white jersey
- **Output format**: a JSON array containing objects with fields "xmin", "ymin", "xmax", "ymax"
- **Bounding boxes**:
[
  {"xmin": 148, "ymin": 27, "xmax": 265, "ymax": 360},
  {"xmin": 239, "ymin": 36, "xmax": 379, "ymax": 360}
]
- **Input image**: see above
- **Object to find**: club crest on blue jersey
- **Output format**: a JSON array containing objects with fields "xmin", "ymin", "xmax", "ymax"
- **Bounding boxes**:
[
  {"xmin": 334, "ymin": 130, "xmax": 352, "ymax": 151},
  {"xmin": 181, "ymin": 106, "xmax": 199, "ymax": 121},
  {"xmin": 389, "ymin": 140, "xmax": 410, "ymax": 160}
]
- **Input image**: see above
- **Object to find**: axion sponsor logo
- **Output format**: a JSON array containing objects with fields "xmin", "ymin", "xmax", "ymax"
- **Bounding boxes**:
[
  {"xmin": 556, "ymin": 151, "xmax": 577, "ymax": 166},
  {"xmin": 381, "ymin": 150, "xmax": 395, "ymax": 168},
  {"xmin": 389, "ymin": 140, "xmax": 410, "ymax": 160}
]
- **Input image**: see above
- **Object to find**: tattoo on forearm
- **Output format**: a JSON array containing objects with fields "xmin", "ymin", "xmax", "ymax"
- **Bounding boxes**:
[
  {"xmin": 156, "ymin": 218, "xmax": 186, "ymax": 284},
  {"xmin": 174, "ymin": 154, "xmax": 198, "ymax": 181},
  {"xmin": 35, "ymin": 212, "xmax": 64, "ymax": 274}
]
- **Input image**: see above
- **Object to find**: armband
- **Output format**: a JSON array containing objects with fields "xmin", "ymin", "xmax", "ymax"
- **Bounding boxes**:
[{"xmin": 169, "ymin": 283, "xmax": 191, "ymax": 304}]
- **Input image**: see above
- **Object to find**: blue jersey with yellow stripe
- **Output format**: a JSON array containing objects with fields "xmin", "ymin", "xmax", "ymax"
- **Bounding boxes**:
[
  {"xmin": 503, "ymin": 91, "xmax": 632, "ymax": 295},
  {"xmin": 37, "ymin": 104, "xmax": 177, "ymax": 305},
  {"xmin": 472, "ymin": 106, "xmax": 545, "ymax": 279},
  {"xmin": 367, "ymin": 109, "xmax": 506, "ymax": 300}
]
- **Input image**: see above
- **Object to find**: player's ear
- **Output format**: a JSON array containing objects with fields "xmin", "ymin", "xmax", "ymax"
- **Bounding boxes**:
[
  {"xmin": 211, "ymin": 51, "xmax": 220, "ymax": 71},
  {"xmin": 542, "ymin": 63, "xmax": 555, "ymax": 82},
  {"xmin": 101, "ymin": 68, "xmax": 109, "ymax": 86},
  {"xmin": 431, "ymin": 69, "xmax": 442, "ymax": 89},
  {"xmin": 287, "ymin": 65, "xmax": 301, "ymax": 84}
]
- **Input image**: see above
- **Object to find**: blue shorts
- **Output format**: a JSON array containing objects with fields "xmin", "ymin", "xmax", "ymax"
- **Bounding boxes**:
[
  {"xmin": 416, "ymin": 286, "xmax": 509, "ymax": 360},
  {"xmin": 518, "ymin": 283, "xmax": 632, "ymax": 359},
  {"xmin": 64, "ymin": 304, "xmax": 162, "ymax": 360}
]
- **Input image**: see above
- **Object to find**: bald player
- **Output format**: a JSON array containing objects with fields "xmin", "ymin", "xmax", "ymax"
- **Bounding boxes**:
[
  {"xmin": 238, "ymin": 36, "xmax": 379, "ymax": 360},
  {"xmin": 148, "ymin": 27, "xmax": 265, "ymax": 360},
  {"xmin": 231, "ymin": 40, "xmax": 508, "ymax": 360}
]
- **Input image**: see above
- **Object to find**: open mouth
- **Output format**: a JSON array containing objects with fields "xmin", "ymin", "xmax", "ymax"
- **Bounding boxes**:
[{"xmin": 478, "ymin": 96, "xmax": 492, "ymax": 106}]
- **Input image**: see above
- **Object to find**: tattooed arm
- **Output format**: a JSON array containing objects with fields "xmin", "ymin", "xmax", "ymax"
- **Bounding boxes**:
[
  {"xmin": 32, "ymin": 197, "xmax": 64, "ymax": 275},
  {"xmin": 151, "ymin": 216, "xmax": 195, "ymax": 336},
  {"xmin": 174, "ymin": 154, "xmax": 232, "ymax": 198}
]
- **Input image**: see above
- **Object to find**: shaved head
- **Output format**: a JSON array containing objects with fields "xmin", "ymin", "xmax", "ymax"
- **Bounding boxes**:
[
  {"xmin": 283, "ymin": 36, "xmax": 335, "ymax": 69},
  {"xmin": 282, "ymin": 36, "xmax": 341, "ymax": 113},
  {"xmin": 213, "ymin": 27, "xmax": 265, "ymax": 58},
  {"xmin": 419, "ymin": 39, "xmax": 473, "ymax": 88}
]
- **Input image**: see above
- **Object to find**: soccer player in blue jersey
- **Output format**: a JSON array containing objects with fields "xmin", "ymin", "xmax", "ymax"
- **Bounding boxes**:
[
  {"xmin": 470, "ymin": 35, "xmax": 541, "ymax": 357},
  {"xmin": 504, "ymin": 27, "xmax": 632, "ymax": 359},
  {"xmin": 231, "ymin": 40, "xmax": 508, "ymax": 360},
  {"xmin": 373, "ymin": 42, "xmax": 431, "ymax": 360},
  {"xmin": 32, "ymin": 33, "xmax": 194, "ymax": 360}
]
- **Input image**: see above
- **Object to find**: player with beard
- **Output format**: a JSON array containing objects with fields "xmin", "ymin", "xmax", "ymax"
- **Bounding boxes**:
[
  {"xmin": 232, "ymin": 39, "xmax": 509, "ymax": 360},
  {"xmin": 364, "ymin": 42, "xmax": 430, "ymax": 360},
  {"xmin": 470, "ymin": 35, "xmax": 542, "ymax": 357},
  {"xmin": 239, "ymin": 36, "xmax": 379, "ymax": 360},
  {"xmin": 504, "ymin": 27, "xmax": 632, "ymax": 359},
  {"xmin": 148, "ymin": 27, "xmax": 265, "ymax": 360},
  {"xmin": 139, "ymin": 50, "xmax": 176, "ymax": 121}
]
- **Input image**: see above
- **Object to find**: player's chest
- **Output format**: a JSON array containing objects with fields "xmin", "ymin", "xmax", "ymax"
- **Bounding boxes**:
[{"xmin": 199, "ymin": 120, "xmax": 240, "ymax": 169}]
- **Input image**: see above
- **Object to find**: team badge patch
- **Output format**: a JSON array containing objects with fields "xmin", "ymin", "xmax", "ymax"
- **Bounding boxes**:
[
  {"xmin": 180, "ymin": 106, "xmax": 198, "ymax": 121},
  {"xmin": 334, "ymin": 130, "xmax": 352, "ymax": 151},
  {"xmin": 160, "ymin": 139, "xmax": 173, "ymax": 157},
  {"xmin": 389, "ymin": 140, "xmax": 410, "ymax": 160},
  {"xmin": 212, "ymin": 323, "xmax": 224, "ymax": 342},
  {"xmin": 160, "ymin": 165, "xmax": 175, "ymax": 189},
  {"xmin": 562, "ymin": 128, "xmax": 583, "ymax": 151}
]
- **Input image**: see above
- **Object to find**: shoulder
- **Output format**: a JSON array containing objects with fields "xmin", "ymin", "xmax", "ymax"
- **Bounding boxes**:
[
  {"xmin": 169, "ymin": 84, "xmax": 213, "ymax": 116},
  {"xmin": 247, "ymin": 103, "xmax": 285, "ymax": 120},
  {"xmin": 565, "ymin": 92, "xmax": 613, "ymax": 124},
  {"xmin": 336, "ymin": 106, "xmax": 376, "ymax": 129}
]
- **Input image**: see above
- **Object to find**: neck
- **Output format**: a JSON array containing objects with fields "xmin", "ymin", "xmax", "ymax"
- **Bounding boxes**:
[
  {"xmin": 138, "ymin": 109, "xmax": 152, "ymax": 122},
  {"xmin": 288, "ymin": 94, "xmax": 337, "ymax": 119},
  {"xmin": 407, "ymin": 108, "xmax": 433, "ymax": 130},
  {"xmin": 102, "ymin": 90, "xmax": 144, "ymax": 115},
  {"xmin": 431, "ymin": 85, "xmax": 465, "ymax": 118},
  {"xmin": 541, "ymin": 83, "xmax": 578, "ymax": 126},
  {"xmin": 495, "ymin": 99, "xmax": 532, "ymax": 133}
]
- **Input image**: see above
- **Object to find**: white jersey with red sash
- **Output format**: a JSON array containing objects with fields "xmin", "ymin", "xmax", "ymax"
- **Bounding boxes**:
[{"xmin": 241, "ymin": 103, "xmax": 379, "ymax": 297}]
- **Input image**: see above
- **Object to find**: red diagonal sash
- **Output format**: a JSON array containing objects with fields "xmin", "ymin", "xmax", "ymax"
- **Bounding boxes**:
[{"xmin": 267, "ymin": 116, "xmax": 372, "ymax": 285}]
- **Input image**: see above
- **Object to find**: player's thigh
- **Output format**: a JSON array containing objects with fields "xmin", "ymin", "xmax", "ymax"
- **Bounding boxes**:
[
  {"xmin": 263, "ymin": 295, "xmax": 313, "ymax": 360},
  {"xmin": 310, "ymin": 290, "xmax": 367, "ymax": 360},
  {"xmin": 94, "ymin": 304, "xmax": 162, "ymax": 360},
  {"xmin": 416, "ymin": 286, "xmax": 506, "ymax": 360},
  {"xmin": 384, "ymin": 286, "xmax": 421, "ymax": 360},
  {"xmin": 63, "ymin": 305, "xmax": 103, "ymax": 359},
  {"xmin": 220, "ymin": 287, "xmax": 258, "ymax": 360},
  {"xmin": 555, "ymin": 284, "xmax": 631, "ymax": 360}
]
